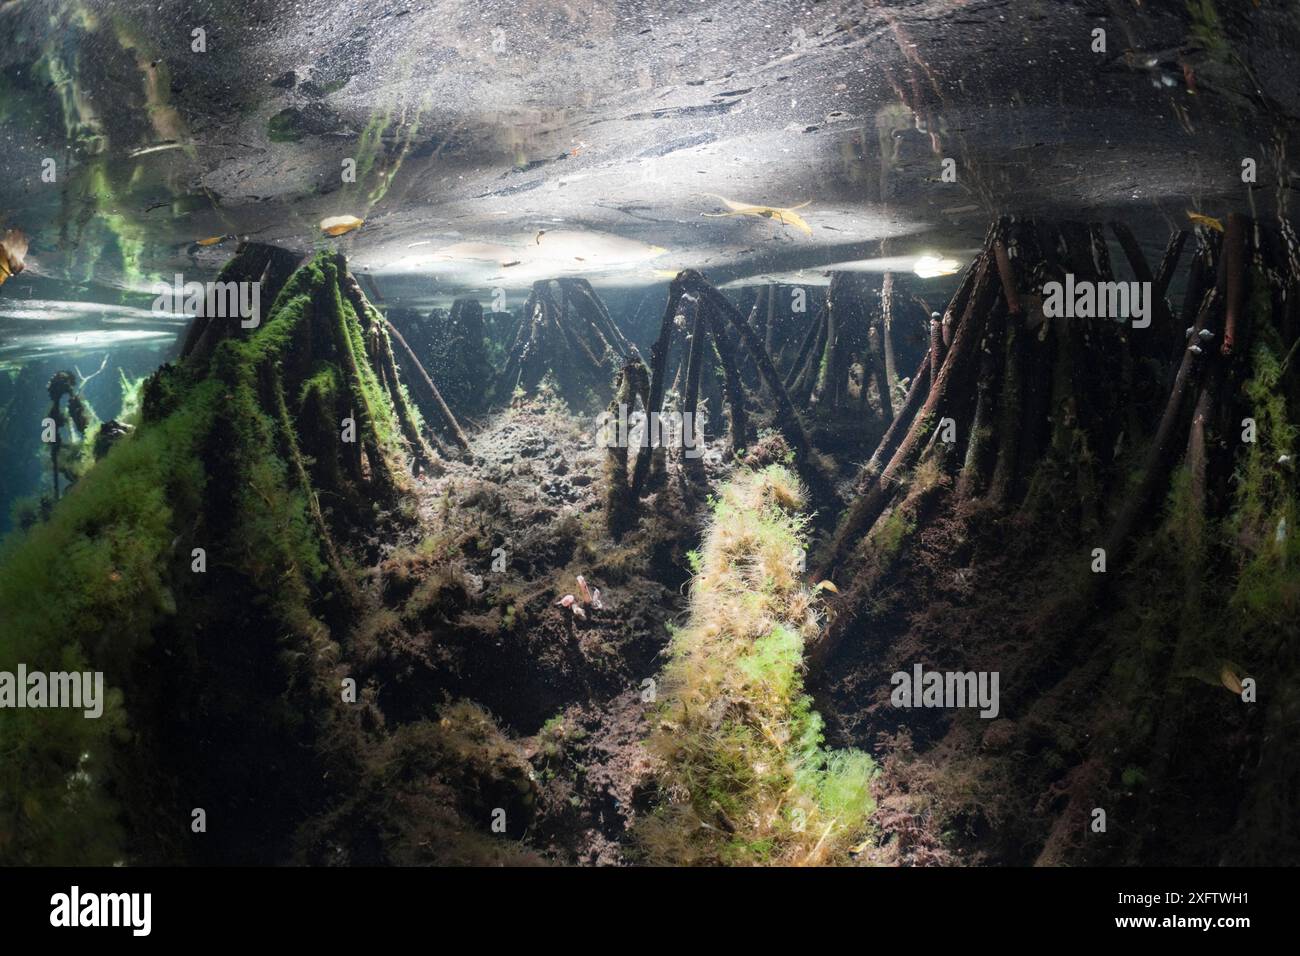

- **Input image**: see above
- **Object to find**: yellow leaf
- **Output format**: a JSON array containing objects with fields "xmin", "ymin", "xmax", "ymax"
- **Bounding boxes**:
[
  {"xmin": 0, "ymin": 227, "xmax": 29, "ymax": 286},
  {"xmin": 1187, "ymin": 211, "xmax": 1224, "ymax": 232},
  {"xmin": 815, "ymin": 580, "xmax": 839, "ymax": 593},
  {"xmin": 320, "ymin": 215, "xmax": 364, "ymax": 237},
  {"xmin": 702, "ymin": 194, "xmax": 814, "ymax": 236},
  {"xmin": 1220, "ymin": 666, "xmax": 1243, "ymax": 695}
]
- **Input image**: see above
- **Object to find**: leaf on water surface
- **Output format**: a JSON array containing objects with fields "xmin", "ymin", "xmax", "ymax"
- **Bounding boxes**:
[
  {"xmin": 701, "ymin": 194, "xmax": 814, "ymax": 236},
  {"xmin": 0, "ymin": 227, "xmax": 29, "ymax": 285},
  {"xmin": 1219, "ymin": 664, "xmax": 1244, "ymax": 696},
  {"xmin": 1186, "ymin": 211, "xmax": 1224, "ymax": 232},
  {"xmin": 320, "ymin": 215, "xmax": 365, "ymax": 237}
]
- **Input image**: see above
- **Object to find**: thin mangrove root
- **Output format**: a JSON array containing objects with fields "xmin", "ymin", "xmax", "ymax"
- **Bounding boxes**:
[
  {"xmin": 383, "ymin": 316, "xmax": 474, "ymax": 460},
  {"xmin": 692, "ymin": 276, "xmax": 838, "ymax": 506},
  {"xmin": 263, "ymin": 361, "xmax": 363, "ymax": 610},
  {"xmin": 820, "ymin": 238, "xmax": 998, "ymax": 579},
  {"xmin": 632, "ymin": 276, "xmax": 686, "ymax": 498}
]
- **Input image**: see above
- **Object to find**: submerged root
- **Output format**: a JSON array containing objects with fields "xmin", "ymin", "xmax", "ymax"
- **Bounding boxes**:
[{"xmin": 639, "ymin": 465, "xmax": 876, "ymax": 866}]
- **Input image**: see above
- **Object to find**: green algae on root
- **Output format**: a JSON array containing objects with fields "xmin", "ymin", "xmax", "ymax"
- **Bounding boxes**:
[
  {"xmin": 638, "ymin": 465, "xmax": 876, "ymax": 865},
  {"xmin": 0, "ymin": 248, "xmax": 433, "ymax": 865}
]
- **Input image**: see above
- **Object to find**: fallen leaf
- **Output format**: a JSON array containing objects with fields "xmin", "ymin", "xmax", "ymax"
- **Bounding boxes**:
[
  {"xmin": 0, "ymin": 227, "xmax": 29, "ymax": 286},
  {"xmin": 1220, "ymin": 666, "xmax": 1244, "ymax": 695},
  {"xmin": 320, "ymin": 215, "xmax": 364, "ymax": 237},
  {"xmin": 702, "ymin": 193, "xmax": 814, "ymax": 236},
  {"xmin": 1187, "ymin": 211, "xmax": 1224, "ymax": 232}
]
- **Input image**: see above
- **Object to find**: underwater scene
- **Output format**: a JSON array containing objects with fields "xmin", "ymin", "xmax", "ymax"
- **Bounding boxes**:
[{"xmin": 0, "ymin": 0, "xmax": 1296, "ymax": 911}]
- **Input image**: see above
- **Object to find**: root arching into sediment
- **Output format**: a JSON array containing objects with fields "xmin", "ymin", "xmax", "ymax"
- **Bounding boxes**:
[
  {"xmin": 806, "ymin": 212, "xmax": 1300, "ymax": 866},
  {"xmin": 496, "ymin": 278, "xmax": 631, "ymax": 407}
]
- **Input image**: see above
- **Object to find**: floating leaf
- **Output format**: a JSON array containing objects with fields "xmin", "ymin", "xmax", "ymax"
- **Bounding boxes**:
[
  {"xmin": 0, "ymin": 227, "xmax": 29, "ymax": 286},
  {"xmin": 702, "ymin": 194, "xmax": 814, "ymax": 236},
  {"xmin": 1187, "ymin": 211, "xmax": 1224, "ymax": 232},
  {"xmin": 1219, "ymin": 665, "xmax": 1243, "ymax": 695},
  {"xmin": 320, "ymin": 215, "xmax": 364, "ymax": 237}
]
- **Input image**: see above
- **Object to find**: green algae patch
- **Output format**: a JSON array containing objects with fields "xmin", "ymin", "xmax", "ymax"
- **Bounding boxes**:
[
  {"xmin": 638, "ymin": 465, "xmax": 876, "ymax": 865},
  {"xmin": 0, "ymin": 249, "xmax": 424, "ymax": 864}
]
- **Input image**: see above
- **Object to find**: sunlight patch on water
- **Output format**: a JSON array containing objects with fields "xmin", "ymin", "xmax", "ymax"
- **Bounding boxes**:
[{"xmin": 0, "ymin": 299, "xmax": 186, "ymax": 368}]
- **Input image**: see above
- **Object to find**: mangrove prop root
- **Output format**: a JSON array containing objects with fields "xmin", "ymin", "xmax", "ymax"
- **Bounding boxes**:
[
  {"xmin": 821, "ymin": 243, "xmax": 998, "ymax": 578},
  {"xmin": 987, "ymin": 309, "xmax": 1027, "ymax": 505},
  {"xmin": 993, "ymin": 235, "xmax": 1022, "ymax": 317},
  {"xmin": 502, "ymin": 279, "xmax": 623, "ymax": 406},
  {"xmin": 692, "ymin": 276, "xmax": 838, "ymax": 505},
  {"xmin": 1154, "ymin": 228, "xmax": 1189, "ymax": 299},
  {"xmin": 941, "ymin": 254, "xmax": 980, "ymax": 349},
  {"xmin": 957, "ymin": 320, "xmax": 1004, "ymax": 500},
  {"xmin": 317, "ymin": 260, "xmax": 402, "ymax": 500},
  {"xmin": 867, "ymin": 325, "xmax": 894, "ymax": 423},
  {"xmin": 262, "ymin": 360, "xmax": 363, "ymax": 609},
  {"xmin": 856, "ymin": 352, "xmax": 931, "ymax": 495},
  {"xmin": 785, "ymin": 302, "xmax": 825, "ymax": 391},
  {"xmin": 681, "ymin": 299, "xmax": 711, "ymax": 484},
  {"xmin": 682, "ymin": 298, "xmax": 709, "ymax": 433},
  {"xmin": 558, "ymin": 277, "xmax": 633, "ymax": 358},
  {"xmin": 811, "ymin": 274, "xmax": 842, "ymax": 408},
  {"xmin": 1103, "ymin": 287, "xmax": 1220, "ymax": 566},
  {"xmin": 928, "ymin": 313, "xmax": 946, "ymax": 385},
  {"xmin": 704, "ymin": 300, "xmax": 750, "ymax": 454},
  {"xmin": 605, "ymin": 355, "xmax": 650, "ymax": 537},
  {"xmin": 791, "ymin": 308, "xmax": 828, "ymax": 402},
  {"xmin": 881, "ymin": 271, "xmax": 899, "ymax": 392},
  {"xmin": 342, "ymin": 274, "xmax": 441, "ymax": 472},
  {"xmin": 383, "ymin": 316, "xmax": 474, "ymax": 460},
  {"xmin": 632, "ymin": 276, "xmax": 686, "ymax": 498},
  {"xmin": 1222, "ymin": 213, "xmax": 1249, "ymax": 356}
]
